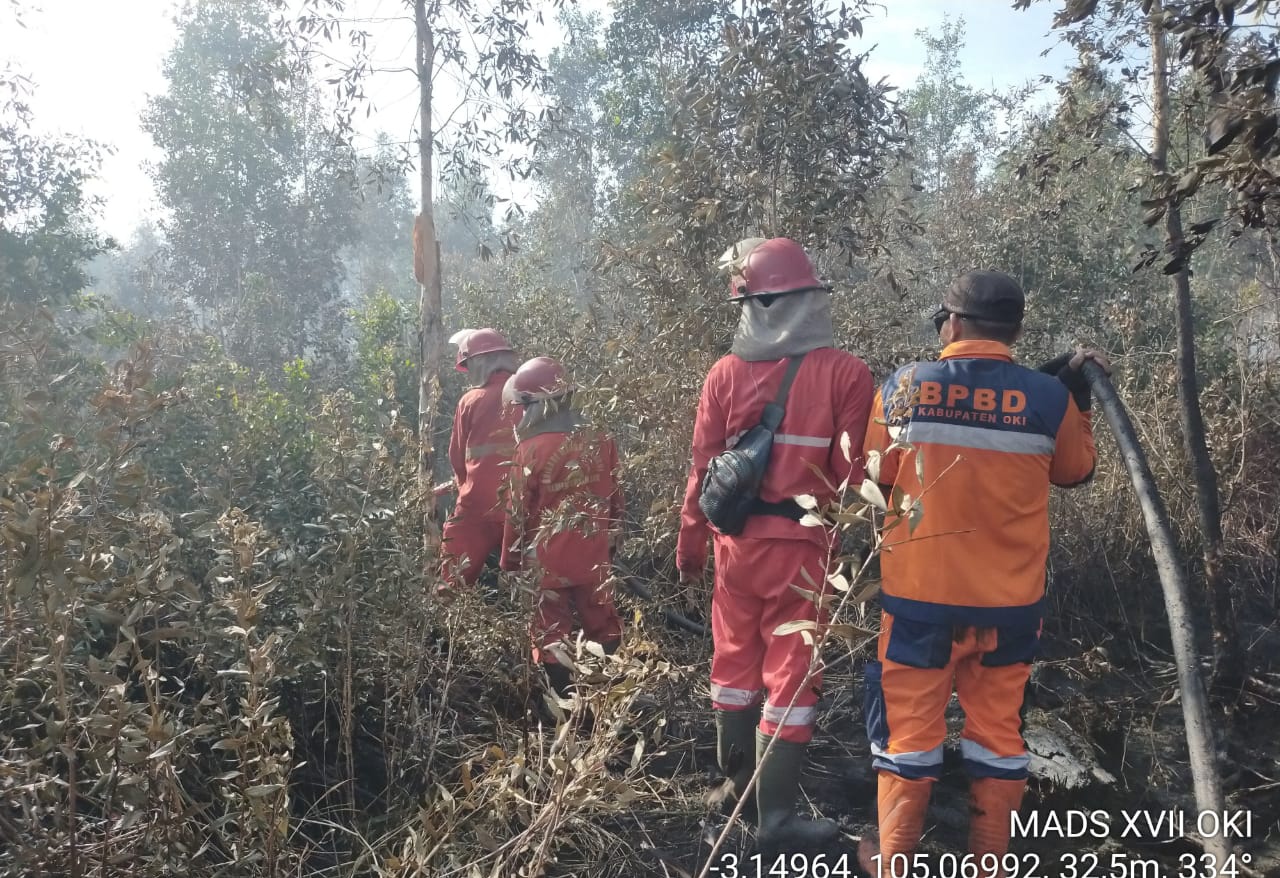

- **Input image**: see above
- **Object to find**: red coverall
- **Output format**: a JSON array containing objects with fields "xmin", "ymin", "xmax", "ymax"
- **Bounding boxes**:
[
  {"xmin": 441, "ymin": 370, "xmax": 520, "ymax": 587},
  {"xmin": 677, "ymin": 349, "xmax": 875, "ymax": 742},
  {"xmin": 501, "ymin": 427, "xmax": 624, "ymax": 664}
]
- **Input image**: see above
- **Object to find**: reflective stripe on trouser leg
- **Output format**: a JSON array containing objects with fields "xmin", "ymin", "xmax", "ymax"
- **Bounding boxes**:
[
  {"xmin": 711, "ymin": 684, "xmax": 764, "ymax": 709},
  {"xmin": 760, "ymin": 700, "xmax": 817, "ymax": 743},
  {"xmin": 955, "ymin": 648, "xmax": 1033, "ymax": 780},
  {"xmin": 959, "ymin": 739, "xmax": 1029, "ymax": 780},
  {"xmin": 874, "ymin": 616, "xmax": 951, "ymax": 780}
]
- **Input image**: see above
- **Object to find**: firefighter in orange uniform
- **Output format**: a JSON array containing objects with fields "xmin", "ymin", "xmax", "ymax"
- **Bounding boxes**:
[
  {"xmin": 499, "ymin": 357, "xmax": 625, "ymax": 696},
  {"xmin": 859, "ymin": 271, "xmax": 1109, "ymax": 875},
  {"xmin": 439, "ymin": 328, "xmax": 521, "ymax": 592},
  {"xmin": 677, "ymin": 237, "xmax": 875, "ymax": 846}
]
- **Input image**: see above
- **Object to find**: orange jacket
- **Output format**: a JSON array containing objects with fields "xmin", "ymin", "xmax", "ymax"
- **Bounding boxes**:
[
  {"xmin": 862, "ymin": 340, "xmax": 1096, "ymax": 628},
  {"xmin": 500, "ymin": 427, "xmax": 624, "ymax": 589},
  {"xmin": 677, "ymin": 348, "xmax": 876, "ymax": 573},
  {"xmin": 448, "ymin": 370, "xmax": 519, "ymax": 523}
]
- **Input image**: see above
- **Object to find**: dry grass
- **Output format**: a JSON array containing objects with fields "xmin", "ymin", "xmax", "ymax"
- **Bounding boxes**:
[{"xmin": 3, "ymin": 289, "xmax": 1279, "ymax": 876}]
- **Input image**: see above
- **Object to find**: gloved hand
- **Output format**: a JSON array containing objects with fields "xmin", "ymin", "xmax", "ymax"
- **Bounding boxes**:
[
  {"xmin": 678, "ymin": 567, "xmax": 705, "ymax": 614},
  {"xmin": 1037, "ymin": 347, "xmax": 1111, "ymax": 412}
]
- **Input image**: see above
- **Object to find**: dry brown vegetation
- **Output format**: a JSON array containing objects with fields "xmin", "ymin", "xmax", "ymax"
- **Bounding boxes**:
[{"xmin": 5, "ymin": 0, "xmax": 1280, "ymax": 876}]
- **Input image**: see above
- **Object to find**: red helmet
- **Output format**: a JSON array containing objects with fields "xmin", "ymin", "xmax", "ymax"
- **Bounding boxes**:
[
  {"xmin": 720, "ymin": 237, "xmax": 826, "ymax": 301},
  {"xmin": 450, "ymin": 328, "xmax": 513, "ymax": 372},
  {"xmin": 502, "ymin": 357, "xmax": 575, "ymax": 406}
]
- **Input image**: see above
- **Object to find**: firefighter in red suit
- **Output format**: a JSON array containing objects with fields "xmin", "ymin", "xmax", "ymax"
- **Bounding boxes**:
[
  {"xmin": 677, "ymin": 237, "xmax": 875, "ymax": 846},
  {"xmin": 500, "ymin": 357, "xmax": 625, "ymax": 696},
  {"xmin": 439, "ymin": 328, "xmax": 521, "ymax": 592}
]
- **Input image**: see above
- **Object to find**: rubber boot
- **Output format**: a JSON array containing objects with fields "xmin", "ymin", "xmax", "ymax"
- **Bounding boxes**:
[
  {"xmin": 706, "ymin": 706, "xmax": 760, "ymax": 821},
  {"xmin": 857, "ymin": 773, "xmax": 933, "ymax": 876},
  {"xmin": 754, "ymin": 730, "xmax": 838, "ymax": 848},
  {"xmin": 968, "ymin": 777, "xmax": 1026, "ymax": 876}
]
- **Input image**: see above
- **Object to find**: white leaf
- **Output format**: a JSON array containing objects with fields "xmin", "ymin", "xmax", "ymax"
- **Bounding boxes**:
[
  {"xmin": 839, "ymin": 431, "xmax": 853, "ymax": 464},
  {"xmin": 827, "ymin": 573, "xmax": 850, "ymax": 592},
  {"xmin": 909, "ymin": 500, "xmax": 925, "ymax": 535},
  {"xmin": 859, "ymin": 479, "xmax": 888, "ymax": 511},
  {"xmin": 915, "ymin": 448, "xmax": 926, "ymax": 483},
  {"xmin": 773, "ymin": 619, "xmax": 817, "ymax": 636},
  {"xmin": 794, "ymin": 493, "xmax": 818, "ymax": 510},
  {"xmin": 865, "ymin": 449, "xmax": 882, "ymax": 483},
  {"xmin": 799, "ymin": 513, "xmax": 824, "ymax": 528},
  {"xmin": 544, "ymin": 645, "xmax": 576, "ymax": 672}
]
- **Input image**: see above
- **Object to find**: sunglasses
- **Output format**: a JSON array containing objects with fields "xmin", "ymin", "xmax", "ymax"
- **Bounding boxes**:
[{"xmin": 930, "ymin": 306, "xmax": 981, "ymax": 334}]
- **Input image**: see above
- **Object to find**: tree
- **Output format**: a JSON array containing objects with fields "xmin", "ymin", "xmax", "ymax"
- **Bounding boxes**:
[
  {"xmin": 445, "ymin": 9, "xmax": 607, "ymax": 308},
  {"xmin": 89, "ymin": 221, "xmax": 169, "ymax": 316},
  {"xmin": 597, "ymin": 0, "xmax": 730, "ymax": 197},
  {"xmin": 341, "ymin": 135, "xmax": 417, "ymax": 304},
  {"xmin": 902, "ymin": 16, "xmax": 993, "ymax": 193},
  {"xmin": 144, "ymin": 0, "xmax": 358, "ymax": 371},
  {"xmin": 1014, "ymin": 0, "xmax": 1280, "ymax": 699},
  {"xmin": 881, "ymin": 17, "xmax": 1002, "ymax": 303},
  {"xmin": 1144, "ymin": 0, "xmax": 1235, "ymax": 694},
  {"xmin": 0, "ymin": 71, "xmax": 108, "ymax": 304},
  {"xmin": 606, "ymin": 0, "xmax": 903, "ymax": 311},
  {"xmin": 282, "ymin": 0, "xmax": 558, "ymax": 527}
]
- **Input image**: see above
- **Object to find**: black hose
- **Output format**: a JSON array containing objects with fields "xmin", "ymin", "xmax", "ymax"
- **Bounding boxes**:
[
  {"xmin": 1082, "ymin": 361, "xmax": 1227, "ymax": 859},
  {"xmin": 617, "ymin": 574, "xmax": 710, "ymax": 637}
]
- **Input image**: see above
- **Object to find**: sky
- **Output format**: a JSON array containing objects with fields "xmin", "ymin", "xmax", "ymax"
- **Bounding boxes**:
[{"xmin": 1, "ymin": 0, "xmax": 1073, "ymax": 242}]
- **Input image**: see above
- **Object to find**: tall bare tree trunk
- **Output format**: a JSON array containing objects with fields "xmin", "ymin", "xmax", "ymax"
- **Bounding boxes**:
[
  {"xmin": 416, "ymin": 0, "xmax": 444, "ymax": 546},
  {"xmin": 1148, "ymin": 2, "xmax": 1242, "ymax": 696}
]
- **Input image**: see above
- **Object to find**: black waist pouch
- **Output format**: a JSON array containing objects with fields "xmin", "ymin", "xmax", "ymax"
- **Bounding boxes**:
[{"xmin": 697, "ymin": 353, "xmax": 807, "ymax": 536}]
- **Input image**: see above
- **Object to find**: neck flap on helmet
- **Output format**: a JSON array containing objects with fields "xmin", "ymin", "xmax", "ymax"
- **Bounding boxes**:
[
  {"xmin": 466, "ymin": 350, "xmax": 520, "ymax": 387},
  {"xmin": 515, "ymin": 393, "xmax": 584, "ymax": 441},
  {"xmin": 730, "ymin": 288, "xmax": 835, "ymax": 361}
]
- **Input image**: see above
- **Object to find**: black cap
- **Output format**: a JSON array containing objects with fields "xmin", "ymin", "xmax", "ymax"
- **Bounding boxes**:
[{"xmin": 943, "ymin": 270, "xmax": 1026, "ymax": 324}]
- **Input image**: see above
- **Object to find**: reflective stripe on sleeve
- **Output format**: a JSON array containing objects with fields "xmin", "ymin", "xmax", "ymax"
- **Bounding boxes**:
[
  {"xmin": 774, "ymin": 434, "xmax": 832, "ymax": 448},
  {"xmin": 466, "ymin": 442, "xmax": 514, "ymax": 461}
]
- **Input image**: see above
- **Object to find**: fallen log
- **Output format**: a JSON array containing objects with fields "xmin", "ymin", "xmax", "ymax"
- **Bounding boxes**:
[{"xmin": 1023, "ymin": 708, "xmax": 1118, "ymax": 791}]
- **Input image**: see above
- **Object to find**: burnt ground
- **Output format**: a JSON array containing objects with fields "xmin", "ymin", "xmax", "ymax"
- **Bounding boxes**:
[{"xmin": 555, "ymin": 612, "xmax": 1280, "ymax": 878}]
